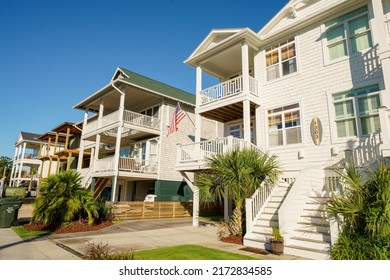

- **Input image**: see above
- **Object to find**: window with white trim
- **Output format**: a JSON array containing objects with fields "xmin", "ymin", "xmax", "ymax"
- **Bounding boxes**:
[
  {"xmin": 333, "ymin": 84, "xmax": 381, "ymax": 138},
  {"xmin": 325, "ymin": 6, "xmax": 372, "ymax": 61},
  {"xmin": 265, "ymin": 38, "xmax": 297, "ymax": 81},
  {"xmin": 140, "ymin": 105, "xmax": 160, "ymax": 118},
  {"xmin": 268, "ymin": 103, "xmax": 302, "ymax": 147},
  {"xmin": 227, "ymin": 122, "xmax": 255, "ymax": 143}
]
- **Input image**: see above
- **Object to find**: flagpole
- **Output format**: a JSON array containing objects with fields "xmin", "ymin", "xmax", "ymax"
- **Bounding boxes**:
[{"xmin": 179, "ymin": 102, "xmax": 196, "ymax": 128}]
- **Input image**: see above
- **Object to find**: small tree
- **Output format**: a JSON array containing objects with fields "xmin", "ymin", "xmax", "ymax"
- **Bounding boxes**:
[
  {"xmin": 32, "ymin": 170, "xmax": 99, "ymax": 226},
  {"xmin": 327, "ymin": 161, "xmax": 390, "ymax": 259},
  {"xmin": 198, "ymin": 148, "xmax": 280, "ymax": 236}
]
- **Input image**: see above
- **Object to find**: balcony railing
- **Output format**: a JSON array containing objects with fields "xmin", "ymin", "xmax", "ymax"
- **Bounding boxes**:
[
  {"xmin": 83, "ymin": 109, "xmax": 161, "ymax": 135},
  {"xmin": 176, "ymin": 136, "xmax": 257, "ymax": 166},
  {"xmin": 199, "ymin": 76, "xmax": 259, "ymax": 106},
  {"xmin": 94, "ymin": 156, "xmax": 158, "ymax": 174},
  {"xmin": 123, "ymin": 110, "xmax": 160, "ymax": 130}
]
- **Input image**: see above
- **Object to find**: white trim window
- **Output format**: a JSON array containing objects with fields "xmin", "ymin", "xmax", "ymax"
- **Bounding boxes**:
[
  {"xmin": 265, "ymin": 38, "xmax": 297, "ymax": 81},
  {"xmin": 333, "ymin": 84, "xmax": 381, "ymax": 138},
  {"xmin": 325, "ymin": 6, "xmax": 372, "ymax": 61},
  {"xmin": 141, "ymin": 105, "xmax": 160, "ymax": 118},
  {"xmin": 227, "ymin": 122, "xmax": 255, "ymax": 143},
  {"xmin": 268, "ymin": 103, "xmax": 302, "ymax": 147}
]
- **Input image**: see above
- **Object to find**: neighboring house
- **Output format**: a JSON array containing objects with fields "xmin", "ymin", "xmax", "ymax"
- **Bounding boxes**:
[
  {"xmin": 37, "ymin": 122, "xmax": 89, "ymax": 183},
  {"xmin": 73, "ymin": 67, "xmax": 218, "ymax": 204},
  {"xmin": 175, "ymin": 0, "xmax": 390, "ymax": 259},
  {"xmin": 9, "ymin": 132, "xmax": 42, "ymax": 190}
]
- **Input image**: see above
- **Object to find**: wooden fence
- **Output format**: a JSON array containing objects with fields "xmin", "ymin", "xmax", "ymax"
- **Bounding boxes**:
[{"xmin": 109, "ymin": 201, "xmax": 223, "ymax": 220}]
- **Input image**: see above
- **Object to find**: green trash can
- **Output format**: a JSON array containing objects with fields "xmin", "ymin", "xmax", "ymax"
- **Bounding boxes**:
[{"xmin": 0, "ymin": 198, "xmax": 22, "ymax": 228}]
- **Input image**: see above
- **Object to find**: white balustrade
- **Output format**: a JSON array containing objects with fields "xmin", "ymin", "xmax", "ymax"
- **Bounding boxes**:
[
  {"xmin": 94, "ymin": 156, "xmax": 117, "ymax": 172},
  {"xmin": 199, "ymin": 76, "xmax": 259, "ymax": 106},
  {"xmin": 119, "ymin": 157, "xmax": 158, "ymax": 174},
  {"xmin": 123, "ymin": 110, "xmax": 160, "ymax": 130}
]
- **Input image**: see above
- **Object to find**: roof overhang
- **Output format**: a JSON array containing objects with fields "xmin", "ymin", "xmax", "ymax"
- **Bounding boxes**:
[{"xmin": 184, "ymin": 28, "xmax": 262, "ymax": 79}]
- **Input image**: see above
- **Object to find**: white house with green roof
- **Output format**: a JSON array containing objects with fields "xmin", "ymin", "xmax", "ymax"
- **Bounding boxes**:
[
  {"xmin": 73, "ymin": 67, "xmax": 218, "ymax": 207},
  {"xmin": 175, "ymin": 0, "xmax": 390, "ymax": 259}
]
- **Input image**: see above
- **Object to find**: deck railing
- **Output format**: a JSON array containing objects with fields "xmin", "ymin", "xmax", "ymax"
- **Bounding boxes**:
[
  {"xmin": 177, "ymin": 136, "xmax": 255, "ymax": 165},
  {"xmin": 199, "ymin": 75, "xmax": 259, "ymax": 106},
  {"xmin": 123, "ymin": 110, "xmax": 160, "ymax": 130},
  {"xmin": 119, "ymin": 157, "xmax": 158, "ymax": 174}
]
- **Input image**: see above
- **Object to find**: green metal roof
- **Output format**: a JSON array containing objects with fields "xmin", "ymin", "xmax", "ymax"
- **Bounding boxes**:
[{"xmin": 118, "ymin": 67, "xmax": 196, "ymax": 105}]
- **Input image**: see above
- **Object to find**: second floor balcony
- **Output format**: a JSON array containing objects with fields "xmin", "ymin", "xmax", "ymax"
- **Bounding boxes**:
[
  {"xmin": 93, "ymin": 155, "xmax": 158, "ymax": 176},
  {"xmin": 199, "ymin": 75, "xmax": 259, "ymax": 107},
  {"xmin": 83, "ymin": 109, "xmax": 161, "ymax": 137}
]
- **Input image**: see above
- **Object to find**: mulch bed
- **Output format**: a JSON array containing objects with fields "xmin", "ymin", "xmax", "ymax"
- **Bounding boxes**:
[
  {"xmin": 220, "ymin": 234, "xmax": 243, "ymax": 245},
  {"xmin": 23, "ymin": 220, "xmax": 113, "ymax": 234}
]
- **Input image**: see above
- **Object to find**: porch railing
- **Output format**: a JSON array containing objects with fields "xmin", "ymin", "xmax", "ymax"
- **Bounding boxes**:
[
  {"xmin": 177, "ymin": 136, "xmax": 258, "ymax": 166},
  {"xmin": 123, "ymin": 110, "xmax": 160, "ymax": 130},
  {"xmin": 199, "ymin": 75, "xmax": 259, "ymax": 106},
  {"xmin": 347, "ymin": 129, "xmax": 382, "ymax": 169},
  {"xmin": 83, "ymin": 109, "xmax": 161, "ymax": 136},
  {"xmin": 245, "ymin": 179, "xmax": 276, "ymax": 238},
  {"xmin": 119, "ymin": 157, "xmax": 158, "ymax": 174},
  {"xmin": 94, "ymin": 156, "xmax": 158, "ymax": 174}
]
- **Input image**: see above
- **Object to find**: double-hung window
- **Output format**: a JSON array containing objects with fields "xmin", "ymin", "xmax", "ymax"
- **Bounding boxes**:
[
  {"xmin": 325, "ymin": 6, "xmax": 372, "ymax": 61},
  {"xmin": 333, "ymin": 84, "xmax": 381, "ymax": 138},
  {"xmin": 268, "ymin": 103, "xmax": 302, "ymax": 147},
  {"xmin": 265, "ymin": 38, "xmax": 297, "ymax": 81}
]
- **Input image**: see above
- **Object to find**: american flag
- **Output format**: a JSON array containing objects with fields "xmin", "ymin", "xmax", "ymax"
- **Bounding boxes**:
[{"xmin": 167, "ymin": 103, "xmax": 186, "ymax": 136}]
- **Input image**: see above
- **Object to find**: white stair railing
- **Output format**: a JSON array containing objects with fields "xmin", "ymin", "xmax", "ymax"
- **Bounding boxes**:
[
  {"xmin": 80, "ymin": 166, "xmax": 93, "ymax": 189},
  {"xmin": 245, "ymin": 179, "xmax": 276, "ymax": 238}
]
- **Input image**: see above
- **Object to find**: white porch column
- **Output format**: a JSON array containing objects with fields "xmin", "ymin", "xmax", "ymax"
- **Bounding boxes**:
[
  {"xmin": 379, "ymin": 106, "xmax": 390, "ymax": 147},
  {"xmin": 98, "ymin": 98, "xmax": 104, "ymax": 128},
  {"xmin": 21, "ymin": 142, "xmax": 27, "ymax": 160},
  {"xmin": 77, "ymin": 109, "xmax": 89, "ymax": 171},
  {"xmin": 94, "ymin": 134, "xmax": 101, "ymax": 172},
  {"xmin": 17, "ymin": 163, "xmax": 23, "ymax": 187},
  {"xmin": 255, "ymin": 105, "xmax": 261, "ymax": 147},
  {"xmin": 195, "ymin": 66, "xmax": 202, "ymax": 142},
  {"xmin": 111, "ymin": 91, "xmax": 125, "ymax": 202},
  {"xmin": 243, "ymin": 99, "xmax": 251, "ymax": 142},
  {"xmin": 181, "ymin": 171, "xmax": 199, "ymax": 227},
  {"xmin": 371, "ymin": 0, "xmax": 390, "ymax": 107},
  {"xmin": 371, "ymin": 0, "xmax": 389, "ymax": 50},
  {"xmin": 241, "ymin": 42, "xmax": 250, "ymax": 95}
]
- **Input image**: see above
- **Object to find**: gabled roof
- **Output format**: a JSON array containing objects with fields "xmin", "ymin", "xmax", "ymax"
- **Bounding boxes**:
[
  {"xmin": 185, "ymin": 28, "xmax": 247, "ymax": 61},
  {"xmin": 117, "ymin": 67, "xmax": 195, "ymax": 105},
  {"xmin": 258, "ymin": 0, "xmax": 352, "ymax": 41},
  {"xmin": 74, "ymin": 67, "xmax": 195, "ymax": 110},
  {"xmin": 184, "ymin": 28, "xmax": 262, "ymax": 67},
  {"xmin": 20, "ymin": 132, "xmax": 41, "ymax": 142}
]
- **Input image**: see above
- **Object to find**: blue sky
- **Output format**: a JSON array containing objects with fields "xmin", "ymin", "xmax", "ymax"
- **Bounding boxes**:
[{"xmin": 0, "ymin": 0, "xmax": 287, "ymax": 157}]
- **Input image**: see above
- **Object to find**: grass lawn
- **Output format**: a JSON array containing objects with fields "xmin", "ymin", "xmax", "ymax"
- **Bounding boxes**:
[
  {"xmin": 133, "ymin": 245, "xmax": 261, "ymax": 260},
  {"xmin": 11, "ymin": 225, "xmax": 52, "ymax": 238}
]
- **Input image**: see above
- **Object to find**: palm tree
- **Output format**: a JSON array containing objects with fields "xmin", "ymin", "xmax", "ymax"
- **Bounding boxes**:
[
  {"xmin": 32, "ymin": 169, "xmax": 99, "ymax": 226},
  {"xmin": 327, "ymin": 161, "xmax": 390, "ymax": 259},
  {"xmin": 197, "ymin": 147, "xmax": 280, "ymax": 236}
]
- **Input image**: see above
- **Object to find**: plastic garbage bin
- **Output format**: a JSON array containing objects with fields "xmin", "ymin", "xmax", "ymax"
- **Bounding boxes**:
[{"xmin": 0, "ymin": 198, "xmax": 22, "ymax": 228}]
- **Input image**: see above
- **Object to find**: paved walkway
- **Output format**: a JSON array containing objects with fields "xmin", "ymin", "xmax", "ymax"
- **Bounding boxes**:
[{"xmin": 0, "ymin": 204, "xmax": 306, "ymax": 260}]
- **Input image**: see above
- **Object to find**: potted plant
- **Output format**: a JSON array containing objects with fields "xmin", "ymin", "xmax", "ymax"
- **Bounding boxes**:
[{"xmin": 269, "ymin": 227, "xmax": 284, "ymax": 255}]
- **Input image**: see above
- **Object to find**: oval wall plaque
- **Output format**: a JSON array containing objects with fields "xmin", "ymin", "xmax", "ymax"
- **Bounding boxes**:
[{"xmin": 310, "ymin": 117, "xmax": 323, "ymax": 145}]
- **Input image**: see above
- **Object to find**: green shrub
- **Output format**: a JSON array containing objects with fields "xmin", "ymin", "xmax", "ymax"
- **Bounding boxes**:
[
  {"xmin": 6, "ymin": 187, "xmax": 26, "ymax": 198},
  {"xmin": 83, "ymin": 242, "xmax": 136, "ymax": 260}
]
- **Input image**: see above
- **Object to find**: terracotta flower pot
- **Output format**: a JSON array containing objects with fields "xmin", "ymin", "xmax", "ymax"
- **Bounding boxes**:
[{"xmin": 270, "ymin": 239, "xmax": 284, "ymax": 255}]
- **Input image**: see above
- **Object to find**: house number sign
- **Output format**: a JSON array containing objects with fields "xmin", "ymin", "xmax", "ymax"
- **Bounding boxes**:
[{"xmin": 310, "ymin": 117, "xmax": 322, "ymax": 145}]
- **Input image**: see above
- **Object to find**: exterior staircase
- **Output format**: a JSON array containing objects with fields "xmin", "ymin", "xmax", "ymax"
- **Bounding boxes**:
[
  {"xmin": 284, "ymin": 191, "xmax": 331, "ymax": 260},
  {"xmin": 243, "ymin": 180, "xmax": 291, "ymax": 250},
  {"xmin": 93, "ymin": 177, "xmax": 111, "ymax": 198}
]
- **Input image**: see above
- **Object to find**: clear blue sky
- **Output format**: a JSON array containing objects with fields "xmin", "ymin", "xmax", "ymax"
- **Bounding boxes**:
[{"xmin": 0, "ymin": 0, "xmax": 287, "ymax": 158}]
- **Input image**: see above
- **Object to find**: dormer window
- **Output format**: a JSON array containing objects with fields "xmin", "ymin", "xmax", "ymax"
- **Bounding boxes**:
[{"xmin": 265, "ymin": 38, "xmax": 297, "ymax": 81}]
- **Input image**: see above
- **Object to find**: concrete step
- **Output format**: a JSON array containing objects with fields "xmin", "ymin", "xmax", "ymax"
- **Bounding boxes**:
[
  {"xmin": 260, "ymin": 212, "xmax": 278, "ymax": 220},
  {"xmin": 262, "ymin": 207, "xmax": 279, "ymax": 214},
  {"xmin": 299, "ymin": 215, "xmax": 329, "ymax": 225},
  {"xmin": 293, "ymin": 229, "xmax": 331, "ymax": 242},
  {"xmin": 254, "ymin": 219, "xmax": 279, "ymax": 227},
  {"xmin": 269, "ymin": 196, "xmax": 285, "ymax": 203},
  {"xmin": 284, "ymin": 244, "xmax": 330, "ymax": 260},
  {"xmin": 302, "ymin": 209, "xmax": 328, "ymax": 217},
  {"xmin": 304, "ymin": 203, "xmax": 327, "ymax": 211},
  {"xmin": 267, "ymin": 201, "xmax": 282, "ymax": 208},
  {"xmin": 296, "ymin": 222, "xmax": 330, "ymax": 234},
  {"xmin": 252, "ymin": 224, "xmax": 273, "ymax": 235},
  {"xmin": 289, "ymin": 237, "xmax": 331, "ymax": 251}
]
